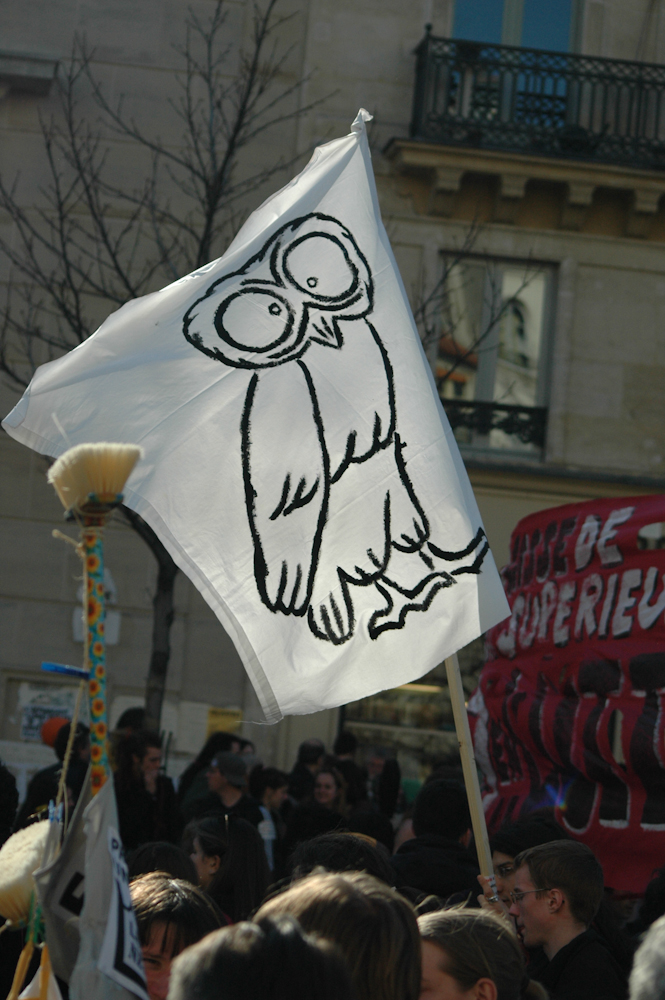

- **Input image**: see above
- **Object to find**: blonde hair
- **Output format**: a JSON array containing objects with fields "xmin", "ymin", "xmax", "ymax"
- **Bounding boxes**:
[
  {"xmin": 256, "ymin": 871, "xmax": 420, "ymax": 1000},
  {"xmin": 418, "ymin": 909, "xmax": 547, "ymax": 1000}
]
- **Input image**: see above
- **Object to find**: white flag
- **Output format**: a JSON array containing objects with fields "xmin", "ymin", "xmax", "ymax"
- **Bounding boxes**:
[
  {"xmin": 3, "ymin": 109, "xmax": 509, "ymax": 721},
  {"xmin": 68, "ymin": 779, "xmax": 148, "ymax": 1000}
]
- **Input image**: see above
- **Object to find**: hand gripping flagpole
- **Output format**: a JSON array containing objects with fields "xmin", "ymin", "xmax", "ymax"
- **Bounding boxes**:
[
  {"xmin": 48, "ymin": 443, "xmax": 143, "ymax": 795},
  {"xmin": 444, "ymin": 652, "xmax": 499, "ymax": 902}
]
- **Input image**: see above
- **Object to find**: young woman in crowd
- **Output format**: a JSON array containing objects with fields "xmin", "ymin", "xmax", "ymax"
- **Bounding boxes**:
[
  {"xmin": 256, "ymin": 870, "xmax": 421, "ymax": 1000},
  {"xmin": 130, "ymin": 872, "xmax": 223, "ymax": 1000},
  {"xmin": 418, "ymin": 909, "xmax": 547, "ymax": 1000},
  {"xmin": 184, "ymin": 814, "xmax": 270, "ymax": 922},
  {"xmin": 313, "ymin": 765, "xmax": 348, "ymax": 817}
]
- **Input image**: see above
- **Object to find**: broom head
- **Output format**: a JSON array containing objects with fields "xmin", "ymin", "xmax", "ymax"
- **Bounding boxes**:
[
  {"xmin": 47, "ymin": 442, "xmax": 143, "ymax": 513},
  {"xmin": 0, "ymin": 821, "xmax": 50, "ymax": 924}
]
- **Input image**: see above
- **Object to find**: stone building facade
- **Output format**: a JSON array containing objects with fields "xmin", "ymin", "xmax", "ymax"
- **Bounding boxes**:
[{"xmin": 2, "ymin": 0, "xmax": 665, "ymax": 787}]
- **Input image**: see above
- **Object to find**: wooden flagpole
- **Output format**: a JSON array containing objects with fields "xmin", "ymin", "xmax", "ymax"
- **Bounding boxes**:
[{"xmin": 444, "ymin": 652, "xmax": 499, "ymax": 900}]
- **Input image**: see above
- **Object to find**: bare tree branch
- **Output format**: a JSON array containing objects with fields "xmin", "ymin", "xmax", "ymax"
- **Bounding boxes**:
[{"xmin": 0, "ymin": 0, "xmax": 331, "ymax": 728}]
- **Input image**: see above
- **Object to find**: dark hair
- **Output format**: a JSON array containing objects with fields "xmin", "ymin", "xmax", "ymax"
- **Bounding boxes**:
[
  {"xmin": 54, "ymin": 722, "xmax": 89, "ymax": 762},
  {"xmin": 514, "ymin": 840, "xmax": 604, "ymax": 926},
  {"xmin": 631, "ymin": 866, "xmax": 665, "ymax": 935},
  {"xmin": 490, "ymin": 814, "xmax": 568, "ymax": 859},
  {"xmin": 315, "ymin": 766, "xmax": 347, "ymax": 816},
  {"xmin": 184, "ymin": 815, "xmax": 270, "ymax": 922},
  {"xmin": 418, "ymin": 909, "xmax": 547, "ymax": 1000},
  {"xmin": 412, "ymin": 779, "xmax": 470, "ymax": 840},
  {"xmin": 257, "ymin": 871, "xmax": 421, "ymax": 1000},
  {"xmin": 298, "ymin": 739, "xmax": 325, "ymax": 766},
  {"xmin": 176, "ymin": 732, "xmax": 240, "ymax": 803},
  {"xmin": 129, "ymin": 872, "xmax": 222, "ymax": 957},
  {"xmin": 249, "ymin": 765, "xmax": 289, "ymax": 800},
  {"xmin": 116, "ymin": 706, "xmax": 146, "ymax": 732},
  {"xmin": 333, "ymin": 731, "xmax": 358, "ymax": 756},
  {"xmin": 288, "ymin": 833, "xmax": 395, "ymax": 886},
  {"xmin": 347, "ymin": 808, "xmax": 395, "ymax": 854},
  {"xmin": 113, "ymin": 729, "xmax": 161, "ymax": 789},
  {"xmin": 0, "ymin": 763, "xmax": 18, "ymax": 847},
  {"xmin": 128, "ymin": 842, "xmax": 198, "ymax": 884},
  {"xmin": 168, "ymin": 914, "xmax": 358, "ymax": 1000}
]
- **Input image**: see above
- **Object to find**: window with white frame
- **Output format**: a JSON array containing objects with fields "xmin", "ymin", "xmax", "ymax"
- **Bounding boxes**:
[{"xmin": 434, "ymin": 255, "xmax": 554, "ymax": 454}]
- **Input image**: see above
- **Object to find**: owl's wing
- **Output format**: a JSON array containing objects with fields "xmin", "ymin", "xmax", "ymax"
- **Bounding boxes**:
[{"xmin": 242, "ymin": 362, "xmax": 328, "ymax": 616}]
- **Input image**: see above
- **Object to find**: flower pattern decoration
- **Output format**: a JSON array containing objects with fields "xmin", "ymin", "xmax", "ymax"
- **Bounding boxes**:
[{"xmin": 82, "ymin": 527, "xmax": 110, "ymax": 793}]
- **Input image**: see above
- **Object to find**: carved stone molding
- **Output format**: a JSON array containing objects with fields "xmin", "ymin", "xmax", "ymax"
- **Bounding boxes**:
[{"xmin": 386, "ymin": 139, "xmax": 665, "ymax": 238}]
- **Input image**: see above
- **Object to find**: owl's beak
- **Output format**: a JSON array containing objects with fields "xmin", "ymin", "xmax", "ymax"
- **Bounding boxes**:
[{"xmin": 308, "ymin": 314, "xmax": 343, "ymax": 350}]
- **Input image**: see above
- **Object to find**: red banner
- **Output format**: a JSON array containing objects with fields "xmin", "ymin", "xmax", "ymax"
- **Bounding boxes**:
[{"xmin": 471, "ymin": 494, "xmax": 665, "ymax": 894}]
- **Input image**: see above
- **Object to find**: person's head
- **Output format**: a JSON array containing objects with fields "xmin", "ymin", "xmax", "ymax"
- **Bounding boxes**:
[
  {"xmin": 196, "ymin": 731, "xmax": 242, "ymax": 768},
  {"xmin": 184, "ymin": 815, "xmax": 270, "ymax": 922},
  {"xmin": 508, "ymin": 841, "xmax": 604, "ymax": 951},
  {"xmin": 113, "ymin": 730, "xmax": 161, "ymax": 784},
  {"xmin": 297, "ymin": 739, "xmax": 325, "ymax": 771},
  {"xmin": 41, "ymin": 716, "xmax": 70, "ymax": 752},
  {"xmin": 128, "ymin": 842, "xmax": 198, "ymax": 884},
  {"xmin": 314, "ymin": 767, "xmax": 346, "ymax": 813},
  {"xmin": 489, "ymin": 815, "xmax": 569, "ymax": 900},
  {"xmin": 116, "ymin": 706, "xmax": 146, "ymax": 733},
  {"xmin": 412, "ymin": 780, "xmax": 471, "ymax": 843},
  {"xmin": 418, "ymin": 909, "xmax": 546, "ymax": 1000},
  {"xmin": 367, "ymin": 747, "xmax": 389, "ymax": 778},
  {"xmin": 347, "ymin": 808, "xmax": 395, "ymax": 853},
  {"xmin": 206, "ymin": 751, "xmax": 247, "ymax": 795},
  {"xmin": 133, "ymin": 732, "xmax": 162, "ymax": 777},
  {"xmin": 167, "ymin": 914, "xmax": 358, "ymax": 1000},
  {"xmin": 333, "ymin": 731, "xmax": 358, "ymax": 758},
  {"xmin": 256, "ymin": 871, "xmax": 420, "ymax": 1000},
  {"xmin": 249, "ymin": 765, "xmax": 289, "ymax": 811},
  {"xmin": 288, "ymin": 832, "xmax": 395, "ymax": 886},
  {"xmin": 129, "ymin": 872, "xmax": 223, "ymax": 1000},
  {"xmin": 53, "ymin": 721, "xmax": 90, "ymax": 763},
  {"xmin": 629, "ymin": 913, "xmax": 665, "ymax": 1000}
]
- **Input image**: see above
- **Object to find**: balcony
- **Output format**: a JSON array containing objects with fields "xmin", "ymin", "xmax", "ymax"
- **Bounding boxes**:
[
  {"xmin": 441, "ymin": 399, "xmax": 547, "ymax": 449},
  {"xmin": 411, "ymin": 31, "xmax": 665, "ymax": 171}
]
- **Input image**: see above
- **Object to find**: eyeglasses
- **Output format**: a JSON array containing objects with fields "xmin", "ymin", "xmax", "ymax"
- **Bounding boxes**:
[
  {"xmin": 496, "ymin": 863, "xmax": 515, "ymax": 877},
  {"xmin": 509, "ymin": 888, "xmax": 547, "ymax": 905}
]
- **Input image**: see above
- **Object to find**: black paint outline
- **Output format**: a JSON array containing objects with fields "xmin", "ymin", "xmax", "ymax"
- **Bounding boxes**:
[{"xmin": 184, "ymin": 212, "xmax": 489, "ymax": 644}]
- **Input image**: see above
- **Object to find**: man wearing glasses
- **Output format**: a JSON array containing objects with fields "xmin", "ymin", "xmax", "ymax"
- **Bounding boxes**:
[{"xmin": 508, "ymin": 841, "xmax": 626, "ymax": 1000}]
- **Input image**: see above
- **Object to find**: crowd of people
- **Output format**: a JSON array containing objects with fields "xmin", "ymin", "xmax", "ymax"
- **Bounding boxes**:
[{"xmin": 3, "ymin": 715, "xmax": 665, "ymax": 1000}]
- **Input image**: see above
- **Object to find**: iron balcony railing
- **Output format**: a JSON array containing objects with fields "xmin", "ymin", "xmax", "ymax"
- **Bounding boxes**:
[
  {"xmin": 441, "ymin": 399, "xmax": 548, "ymax": 449},
  {"xmin": 411, "ymin": 31, "xmax": 665, "ymax": 170}
]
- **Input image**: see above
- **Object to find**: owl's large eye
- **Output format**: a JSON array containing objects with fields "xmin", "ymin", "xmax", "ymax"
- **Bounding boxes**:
[
  {"xmin": 283, "ymin": 234, "xmax": 358, "ymax": 301},
  {"xmin": 214, "ymin": 289, "xmax": 295, "ymax": 353}
]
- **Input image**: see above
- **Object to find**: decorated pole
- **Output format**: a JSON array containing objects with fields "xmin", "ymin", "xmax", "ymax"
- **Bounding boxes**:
[
  {"xmin": 48, "ymin": 443, "xmax": 142, "ymax": 794},
  {"xmin": 82, "ymin": 519, "xmax": 110, "ymax": 791}
]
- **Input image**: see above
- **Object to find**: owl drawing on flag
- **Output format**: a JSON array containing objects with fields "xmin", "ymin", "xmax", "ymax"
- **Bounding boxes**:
[{"xmin": 183, "ymin": 213, "xmax": 488, "ymax": 644}]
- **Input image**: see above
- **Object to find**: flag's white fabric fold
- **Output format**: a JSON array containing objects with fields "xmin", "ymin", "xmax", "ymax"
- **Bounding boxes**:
[
  {"xmin": 3, "ymin": 110, "xmax": 509, "ymax": 721},
  {"xmin": 68, "ymin": 779, "xmax": 148, "ymax": 1000}
]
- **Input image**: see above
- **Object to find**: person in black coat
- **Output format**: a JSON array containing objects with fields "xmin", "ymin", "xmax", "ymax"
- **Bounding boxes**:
[
  {"xmin": 114, "ymin": 730, "xmax": 181, "ymax": 851},
  {"xmin": 390, "ymin": 779, "xmax": 479, "ymax": 900},
  {"xmin": 13, "ymin": 722, "xmax": 89, "ymax": 831},
  {"xmin": 287, "ymin": 739, "xmax": 325, "ymax": 802},
  {"xmin": 509, "ymin": 841, "xmax": 627, "ymax": 1000}
]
